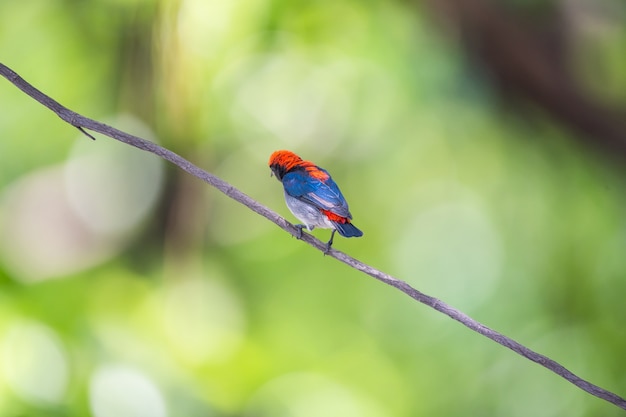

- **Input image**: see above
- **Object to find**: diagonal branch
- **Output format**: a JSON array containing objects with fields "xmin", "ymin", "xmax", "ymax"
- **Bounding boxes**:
[{"xmin": 1, "ymin": 62, "xmax": 625, "ymax": 411}]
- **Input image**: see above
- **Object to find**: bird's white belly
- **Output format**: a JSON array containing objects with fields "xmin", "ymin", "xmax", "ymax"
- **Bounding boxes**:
[{"xmin": 284, "ymin": 192, "xmax": 334, "ymax": 231}]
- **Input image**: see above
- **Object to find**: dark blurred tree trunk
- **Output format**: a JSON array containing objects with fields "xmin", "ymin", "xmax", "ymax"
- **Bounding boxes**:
[{"xmin": 420, "ymin": 0, "xmax": 626, "ymax": 163}]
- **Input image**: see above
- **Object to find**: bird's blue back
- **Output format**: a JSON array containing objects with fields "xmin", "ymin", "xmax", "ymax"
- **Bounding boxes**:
[{"xmin": 281, "ymin": 169, "xmax": 352, "ymax": 219}]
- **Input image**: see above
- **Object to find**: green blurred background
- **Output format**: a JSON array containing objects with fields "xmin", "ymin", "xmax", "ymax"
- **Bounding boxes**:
[{"xmin": 1, "ymin": 0, "xmax": 625, "ymax": 416}]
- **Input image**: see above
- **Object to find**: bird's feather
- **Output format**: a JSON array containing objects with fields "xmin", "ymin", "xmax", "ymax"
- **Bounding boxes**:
[{"xmin": 282, "ymin": 169, "xmax": 352, "ymax": 219}]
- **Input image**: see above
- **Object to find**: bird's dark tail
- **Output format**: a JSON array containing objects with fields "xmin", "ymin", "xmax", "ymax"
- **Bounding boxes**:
[{"xmin": 333, "ymin": 221, "xmax": 363, "ymax": 238}]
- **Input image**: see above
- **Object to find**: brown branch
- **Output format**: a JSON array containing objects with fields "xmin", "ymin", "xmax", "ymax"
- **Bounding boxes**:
[{"xmin": 1, "ymin": 62, "xmax": 625, "ymax": 411}]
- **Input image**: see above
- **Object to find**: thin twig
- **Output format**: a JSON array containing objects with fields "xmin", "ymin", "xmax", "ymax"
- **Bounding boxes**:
[
  {"xmin": 76, "ymin": 126, "xmax": 96, "ymax": 141},
  {"xmin": 1, "ymin": 62, "xmax": 625, "ymax": 411}
]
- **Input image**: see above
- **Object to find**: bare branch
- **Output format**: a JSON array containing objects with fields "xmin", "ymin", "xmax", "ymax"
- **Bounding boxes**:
[{"xmin": 1, "ymin": 62, "xmax": 625, "ymax": 411}]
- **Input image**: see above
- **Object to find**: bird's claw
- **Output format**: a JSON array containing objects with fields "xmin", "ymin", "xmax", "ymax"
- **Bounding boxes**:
[
  {"xmin": 324, "ymin": 229, "xmax": 336, "ymax": 255},
  {"xmin": 294, "ymin": 224, "xmax": 305, "ymax": 239},
  {"xmin": 293, "ymin": 225, "xmax": 336, "ymax": 255},
  {"xmin": 323, "ymin": 242, "xmax": 332, "ymax": 255}
]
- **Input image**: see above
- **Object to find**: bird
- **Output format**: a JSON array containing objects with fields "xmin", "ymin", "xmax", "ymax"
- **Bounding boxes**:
[{"xmin": 268, "ymin": 150, "xmax": 363, "ymax": 252}]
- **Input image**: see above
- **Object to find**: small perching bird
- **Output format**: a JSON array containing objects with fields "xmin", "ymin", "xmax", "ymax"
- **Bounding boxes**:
[{"xmin": 268, "ymin": 150, "xmax": 363, "ymax": 251}]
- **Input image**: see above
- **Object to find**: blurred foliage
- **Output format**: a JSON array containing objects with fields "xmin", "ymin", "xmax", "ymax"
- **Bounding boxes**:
[{"xmin": 1, "ymin": 0, "xmax": 626, "ymax": 416}]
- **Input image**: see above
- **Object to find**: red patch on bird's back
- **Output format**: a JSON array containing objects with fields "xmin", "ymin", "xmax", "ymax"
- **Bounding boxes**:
[
  {"xmin": 322, "ymin": 210, "xmax": 349, "ymax": 224},
  {"xmin": 304, "ymin": 166, "xmax": 329, "ymax": 181}
]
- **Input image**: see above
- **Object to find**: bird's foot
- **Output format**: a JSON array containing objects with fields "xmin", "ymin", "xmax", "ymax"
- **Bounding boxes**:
[
  {"xmin": 324, "ymin": 230, "xmax": 337, "ymax": 255},
  {"xmin": 294, "ymin": 224, "xmax": 305, "ymax": 239},
  {"xmin": 324, "ymin": 242, "xmax": 332, "ymax": 255}
]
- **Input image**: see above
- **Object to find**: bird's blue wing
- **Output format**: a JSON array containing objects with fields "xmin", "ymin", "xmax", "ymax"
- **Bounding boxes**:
[{"xmin": 282, "ymin": 170, "xmax": 352, "ymax": 218}]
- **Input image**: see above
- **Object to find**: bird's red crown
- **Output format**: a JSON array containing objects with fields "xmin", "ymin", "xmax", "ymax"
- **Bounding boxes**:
[
  {"xmin": 268, "ymin": 150, "xmax": 305, "ymax": 172},
  {"xmin": 268, "ymin": 150, "xmax": 329, "ymax": 181}
]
